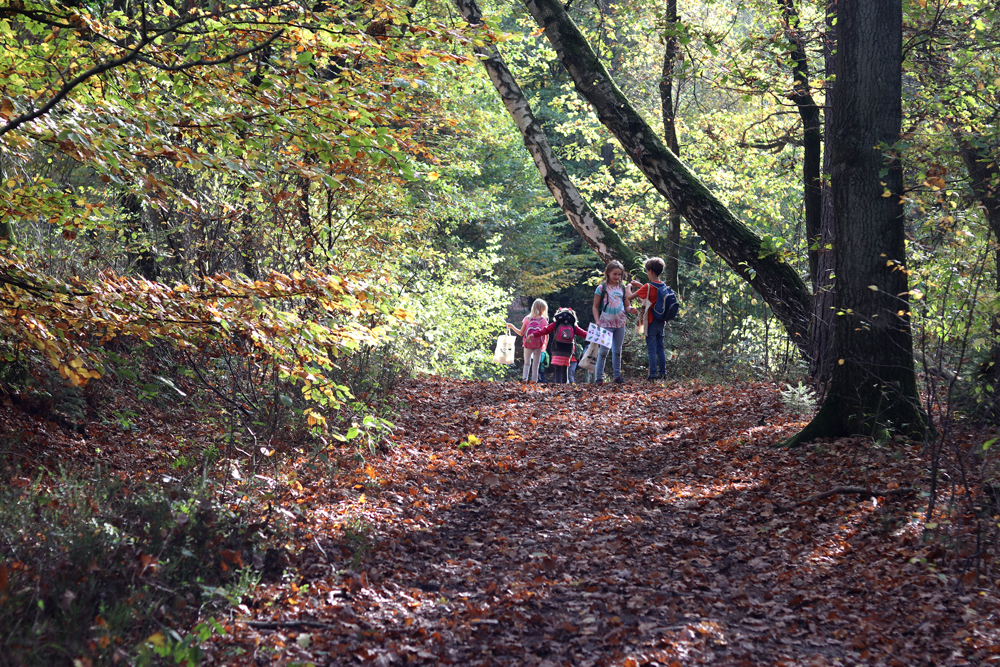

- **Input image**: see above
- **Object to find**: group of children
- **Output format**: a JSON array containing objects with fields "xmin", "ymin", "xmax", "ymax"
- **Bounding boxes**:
[{"xmin": 506, "ymin": 257, "xmax": 674, "ymax": 385}]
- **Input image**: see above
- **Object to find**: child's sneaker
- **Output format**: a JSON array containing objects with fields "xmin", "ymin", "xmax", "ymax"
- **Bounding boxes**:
[{"xmin": 613, "ymin": 377, "xmax": 625, "ymax": 385}]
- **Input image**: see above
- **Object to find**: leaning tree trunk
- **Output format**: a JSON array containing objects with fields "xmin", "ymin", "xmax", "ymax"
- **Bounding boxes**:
[
  {"xmin": 454, "ymin": 0, "xmax": 641, "ymax": 274},
  {"xmin": 522, "ymin": 0, "xmax": 813, "ymax": 358},
  {"xmin": 659, "ymin": 0, "xmax": 682, "ymax": 291},
  {"xmin": 787, "ymin": 0, "xmax": 927, "ymax": 445}
]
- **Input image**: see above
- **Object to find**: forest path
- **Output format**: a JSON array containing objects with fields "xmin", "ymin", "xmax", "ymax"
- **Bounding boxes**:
[{"xmin": 234, "ymin": 377, "xmax": 998, "ymax": 666}]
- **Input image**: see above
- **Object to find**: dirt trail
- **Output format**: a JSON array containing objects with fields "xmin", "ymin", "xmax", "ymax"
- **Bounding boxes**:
[{"xmin": 232, "ymin": 377, "xmax": 1000, "ymax": 666}]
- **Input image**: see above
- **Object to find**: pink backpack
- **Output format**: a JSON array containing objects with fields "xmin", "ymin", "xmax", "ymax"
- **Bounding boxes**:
[{"xmin": 522, "ymin": 317, "xmax": 547, "ymax": 349}]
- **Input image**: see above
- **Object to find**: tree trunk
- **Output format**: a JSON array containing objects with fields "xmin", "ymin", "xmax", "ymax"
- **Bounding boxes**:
[
  {"xmin": 956, "ymin": 137, "xmax": 1000, "ymax": 282},
  {"xmin": 454, "ymin": 0, "xmax": 642, "ymax": 274},
  {"xmin": 787, "ymin": 0, "xmax": 927, "ymax": 445},
  {"xmin": 522, "ymin": 0, "xmax": 813, "ymax": 358},
  {"xmin": 809, "ymin": 0, "xmax": 838, "ymax": 384},
  {"xmin": 779, "ymin": 0, "xmax": 822, "ymax": 291},
  {"xmin": 659, "ymin": 0, "xmax": 681, "ymax": 291},
  {"xmin": 956, "ymin": 135, "xmax": 1000, "ymax": 405},
  {"xmin": 124, "ymin": 192, "xmax": 159, "ymax": 281}
]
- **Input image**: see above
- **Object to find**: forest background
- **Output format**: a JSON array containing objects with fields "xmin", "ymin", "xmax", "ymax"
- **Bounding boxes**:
[{"xmin": 2, "ymin": 0, "xmax": 1000, "ymax": 663}]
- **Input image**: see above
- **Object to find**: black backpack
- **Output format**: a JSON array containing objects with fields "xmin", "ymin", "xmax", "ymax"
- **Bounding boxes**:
[
  {"xmin": 650, "ymin": 283, "xmax": 679, "ymax": 322},
  {"xmin": 551, "ymin": 308, "xmax": 578, "ymax": 349}
]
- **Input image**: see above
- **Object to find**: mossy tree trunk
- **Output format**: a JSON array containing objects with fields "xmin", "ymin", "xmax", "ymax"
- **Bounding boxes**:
[
  {"xmin": 787, "ymin": 0, "xmax": 927, "ymax": 446},
  {"xmin": 521, "ymin": 0, "xmax": 813, "ymax": 359},
  {"xmin": 454, "ymin": 0, "xmax": 642, "ymax": 276}
]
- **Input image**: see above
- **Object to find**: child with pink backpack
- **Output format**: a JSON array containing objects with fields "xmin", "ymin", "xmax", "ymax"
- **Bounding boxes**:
[{"xmin": 507, "ymin": 299, "xmax": 549, "ymax": 383}]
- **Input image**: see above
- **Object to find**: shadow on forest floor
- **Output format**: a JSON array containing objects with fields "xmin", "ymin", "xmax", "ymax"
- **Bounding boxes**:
[{"xmin": 212, "ymin": 376, "xmax": 1000, "ymax": 666}]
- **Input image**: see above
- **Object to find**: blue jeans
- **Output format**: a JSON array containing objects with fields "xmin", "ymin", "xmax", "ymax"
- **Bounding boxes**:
[
  {"xmin": 595, "ymin": 326, "xmax": 625, "ymax": 382},
  {"xmin": 646, "ymin": 320, "xmax": 666, "ymax": 377},
  {"xmin": 568, "ymin": 361, "xmax": 578, "ymax": 383}
]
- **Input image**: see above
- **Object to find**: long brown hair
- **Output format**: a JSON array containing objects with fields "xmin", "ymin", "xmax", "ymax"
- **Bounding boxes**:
[{"xmin": 603, "ymin": 260, "xmax": 626, "ymax": 286}]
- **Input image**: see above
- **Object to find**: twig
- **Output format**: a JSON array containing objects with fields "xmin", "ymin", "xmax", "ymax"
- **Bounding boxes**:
[
  {"xmin": 243, "ymin": 619, "xmax": 339, "ymax": 630},
  {"xmin": 775, "ymin": 486, "xmax": 917, "ymax": 512}
]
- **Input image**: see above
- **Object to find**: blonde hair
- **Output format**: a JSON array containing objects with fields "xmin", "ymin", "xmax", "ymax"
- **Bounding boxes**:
[
  {"xmin": 603, "ymin": 260, "xmax": 626, "ymax": 285},
  {"xmin": 530, "ymin": 298, "xmax": 548, "ymax": 318}
]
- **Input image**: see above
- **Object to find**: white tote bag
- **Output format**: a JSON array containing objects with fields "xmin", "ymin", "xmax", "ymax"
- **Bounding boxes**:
[
  {"xmin": 635, "ymin": 296, "xmax": 652, "ymax": 336},
  {"xmin": 493, "ymin": 333, "xmax": 515, "ymax": 365},
  {"xmin": 577, "ymin": 342, "xmax": 601, "ymax": 372}
]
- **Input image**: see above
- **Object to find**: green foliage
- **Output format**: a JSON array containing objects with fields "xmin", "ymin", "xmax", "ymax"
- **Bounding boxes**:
[
  {"xmin": 394, "ymin": 245, "xmax": 512, "ymax": 379},
  {"xmin": 781, "ymin": 381, "xmax": 818, "ymax": 417},
  {"xmin": 0, "ymin": 468, "xmax": 270, "ymax": 666},
  {"xmin": 135, "ymin": 620, "xmax": 226, "ymax": 667}
]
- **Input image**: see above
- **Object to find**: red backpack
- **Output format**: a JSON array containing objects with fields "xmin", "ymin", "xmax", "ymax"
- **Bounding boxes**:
[
  {"xmin": 523, "ymin": 317, "xmax": 546, "ymax": 349},
  {"xmin": 555, "ymin": 323, "xmax": 575, "ymax": 344}
]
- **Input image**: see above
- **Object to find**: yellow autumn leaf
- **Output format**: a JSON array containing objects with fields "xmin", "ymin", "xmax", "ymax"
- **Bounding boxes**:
[{"xmin": 427, "ymin": 171, "xmax": 440, "ymax": 181}]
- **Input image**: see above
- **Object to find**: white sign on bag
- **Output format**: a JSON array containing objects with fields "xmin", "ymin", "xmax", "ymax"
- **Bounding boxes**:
[{"xmin": 586, "ymin": 323, "xmax": 613, "ymax": 349}]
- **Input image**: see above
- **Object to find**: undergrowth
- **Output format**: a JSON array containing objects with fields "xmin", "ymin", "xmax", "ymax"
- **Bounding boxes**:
[
  {"xmin": 0, "ymin": 461, "xmax": 277, "ymax": 667},
  {"xmin": 0, "ymin": 334, "xmax": 409, "ymax": 665}
]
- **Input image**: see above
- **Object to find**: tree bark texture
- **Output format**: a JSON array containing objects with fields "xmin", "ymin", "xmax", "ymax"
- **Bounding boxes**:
[
  {"xmin": 809, "ymin": 0, "xmax": 838, "ymax": 384},
  {"xmin": 659, "ymin": 0, "xmax": 682, "ymax": 291},
  {"xmin": 779, "ymin": 0, "xmax": 822, "ymax": 291},
  {"xmin": 790, "ymin": 0, "xmax": 926, "ymax": 444},
  {"xmin": 522, "ymin": 0, "xmax": 813, "ymax": 357},
  {"xmin": 454, "ymin": 0, "xmax": 641, "ymax": 274}
]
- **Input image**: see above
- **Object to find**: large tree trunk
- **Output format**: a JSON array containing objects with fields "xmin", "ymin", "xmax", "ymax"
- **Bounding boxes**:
[
  {"xmin": 659, "ymin": 0, "xmax": 682, "ymax": 291},
  {"xmin": 522, "ymin": 0, "xmax": 813, "ymax": 358},
  {"xmin": 454, "ymin": 0, "xmax": 641, "ymax": 273},
  {"xmin": 787, "ymin": 0, "xmax": 927, "ymax": 445}
]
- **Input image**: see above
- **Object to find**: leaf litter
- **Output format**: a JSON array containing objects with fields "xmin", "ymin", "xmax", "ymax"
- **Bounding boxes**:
[
  {"xmin": 219, "ymin": 377, "xmax": 1000, "ymax": 666},
  {"xmin": 6, "ymin": 374, "xmax": 1000, "ymax": 665}
]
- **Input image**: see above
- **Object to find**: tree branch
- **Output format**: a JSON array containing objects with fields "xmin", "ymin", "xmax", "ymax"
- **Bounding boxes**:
[
  {"xmin": 522, "ymin": 0, "xmax": 814, "ymax": 357},
  {"xmin": 775, "ymin": 486, "xmax": 917, "ymax": 512},
  {"xmin": 133, "ymin": 29, "xmax": 283, "ymax": 73},
  {"xmin": 453, "ymin": 0, "xmax": 639, "ymax": 271}
]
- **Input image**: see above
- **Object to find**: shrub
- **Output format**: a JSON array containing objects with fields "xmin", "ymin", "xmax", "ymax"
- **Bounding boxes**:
[{"xmin": 0, "ymin": 467, "xmax": 273, "ymax": 666}]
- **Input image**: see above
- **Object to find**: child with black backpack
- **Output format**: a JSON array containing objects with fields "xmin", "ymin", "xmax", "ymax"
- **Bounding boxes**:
[
  {"xmin": 528, "ymin": 307, "xmax": 588, "ymax": 384},
  {"xmin": 630, "ymin": 257, "xmax": 679, "ymax": 380}
]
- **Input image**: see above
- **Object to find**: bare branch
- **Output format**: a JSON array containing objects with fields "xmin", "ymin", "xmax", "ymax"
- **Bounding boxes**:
[{"xmin": 775, "ymin": 486, "xmax": 917, "ymax": 512}]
